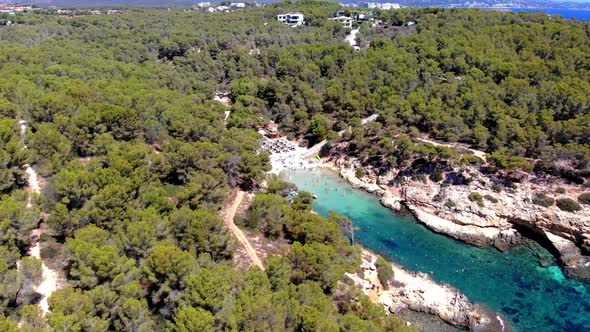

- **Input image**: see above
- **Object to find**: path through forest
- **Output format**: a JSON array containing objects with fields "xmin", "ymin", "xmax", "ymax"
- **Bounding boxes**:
[
  {"xmin": 417, "ymin": 137, "xmax": 488, "ymax": 162},
  {"xmin": 19, "ymin": 120, "xmax": 63, "ymax": 315},
  {"xmin": 344, "ymin": 28, "xmax": 360, "ymax": 50},
  {"xmin": 222, "ymin": 190, "xmax": 265, "ymax": 270}
]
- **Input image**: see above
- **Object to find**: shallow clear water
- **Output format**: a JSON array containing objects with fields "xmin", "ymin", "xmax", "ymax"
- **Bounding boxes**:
[{"xmin": 286, "ymin": 169, "xmax": 590, "ymax": 332}]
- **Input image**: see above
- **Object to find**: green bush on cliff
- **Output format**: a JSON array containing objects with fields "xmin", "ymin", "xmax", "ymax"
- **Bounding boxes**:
[
  {"xmin": 484, "ymin": 194, "xmax": 498, "ymax": 203},
  {"xmin": 532, "ymin": 193, "xmax": 555, "ymax": 207},
  {"xmin": 555, "ymin": 187, "xmax": 567, "ymax": 194},
  {"xmin": 444, "ymin": 200, "xmax": 456, "ymax": 209},
  {"xmin": 468, "ymin": 192, "xmax": 484, "ymax": 207},
  {"xmin": 355, "ymin": 169, "xmax": 365, "ymax": 179},
  {"xmin": 556, "ymin": 198, "xmax": 582, "ymax": 212},
  {"xmin": 430, "ymin": 170, "xmax": 443, "ymax": 182},
  {"xmin": 375, "ymin": 256, "xmax": 394, "ymax": 290},
  {"xmin": 492, "ymin": 184, "xmax": 502, "ymax": 193},
  {"xmin": 578, "ymin": 193, "xmax": 590, "ymax": 205}
]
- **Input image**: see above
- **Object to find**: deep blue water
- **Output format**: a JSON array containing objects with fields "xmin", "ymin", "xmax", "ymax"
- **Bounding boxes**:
[
  {"xmin": 511, "ymin": 8, "xmax": 590, "ymax": 20},
  {"xmin": 286, "ymin": 169, "xmax": 590, "ymax": 332}
]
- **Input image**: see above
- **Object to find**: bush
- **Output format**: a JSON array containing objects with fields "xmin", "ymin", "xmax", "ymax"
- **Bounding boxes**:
[
  {"xmin": 484, "ymin": 194, "xmax": 498, "ymax": 203},
  {"xmin": 375, "ymin": 256, "xmax": 394, "ymax": 290},
  {"xmin": 532, "ymin": 193, "xmax": 554, "ymax": 207},
  {"xmin": 267, "ymin": 177, "xmax": 295, "ymax": 196},
  {"xmin": 430, "ymin": 170, "xmax": 443, "ymax": 182},
  {"xmin": 577, "ymin": 193, "xmax": 590, "ymax": 205},
  {"xmin": 355, "ymin": 169, "xmax": 365, "ymax": 178},
  {"xmin": 40, "ymin": 245, "xmax": 61, "ymax": 260},
  {"xmin": 491, "ymin": 184, "xmax": 502, "ymax": 193},
  {"xmin": 556, "ymin": 198, "xmax": 582, "ymax": 212},
  {"xmin": 468, "ymin": 192, "xmax": 484, "ymax": 207},
  {"xmin": 555, "ymin": 187, "xmax": 566, "ymax": 194},
  {"xmin": 444, "ymin": 200, "xmax": 456, "ymax": 209}
]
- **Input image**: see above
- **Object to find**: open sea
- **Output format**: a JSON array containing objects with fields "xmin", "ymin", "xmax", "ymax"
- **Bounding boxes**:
[
  {"xmin": 286, "ymin": 169, "xmax": 590, "ymax": 332},
  {"xmin": 510, "ymin": 8, "xmax": 590, "ymax": 20}
]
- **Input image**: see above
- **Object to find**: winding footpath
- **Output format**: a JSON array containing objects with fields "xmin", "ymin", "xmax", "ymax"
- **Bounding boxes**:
[
  {"xmin": 222, "ymin": 190, "xmax": 265, "ymax": 270},
  {"xmin": 19, "ymin": 120, "xmax": 62, "ymax": 316}
]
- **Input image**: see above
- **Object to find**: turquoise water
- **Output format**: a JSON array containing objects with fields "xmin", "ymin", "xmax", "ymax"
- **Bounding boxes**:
[{"xmin": 286, "ymin": 169, "xmax": 590, "ymax": 332}]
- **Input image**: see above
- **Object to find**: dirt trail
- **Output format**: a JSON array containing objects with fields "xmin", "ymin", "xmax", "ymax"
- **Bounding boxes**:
[
  {"xmin": 344, "ymin": 28, "xmax": 360, "ymax": 50},
  {"xmin": 417, "ymin": 137, "xmax": 488, "ymax": 162},
  {"xmin": 223, "ymin": 190, "xmax": 265, "ymax": 270},
  {"xmin": 19, "ymin": 119, "xmax": 63, "ymax": 316}
]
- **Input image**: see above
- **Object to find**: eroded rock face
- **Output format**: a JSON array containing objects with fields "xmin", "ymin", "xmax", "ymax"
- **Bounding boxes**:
[
  {"xmin": 327, "ymin": 156, "xmax": 590, "ymax": 281},
  {"xmin": 347, "ymin": 250, "xmax": 512, "ymax": 331}
]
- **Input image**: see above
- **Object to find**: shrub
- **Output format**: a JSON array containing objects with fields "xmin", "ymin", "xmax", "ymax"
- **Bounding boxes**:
[
  {"xmin": 375, "ymin": 256, "xmax": 394, "ymax": 290},
  {"xmin": 484, "ymin": 194, "xmax": 498, "ymax": 203},
  {"xmin": 40, "ymin": 245, "xmax": 61, "ymax": 260},
  {"xmin": 468, "ymin": 192, "xmax": 484, "ymax": 207},
  {"xmin": 532, "ymin": 193, "xmax": 554, "ymax": 207},
  {"xmin": 444, "ymin": 200, "xmax": 456, "ymax": 209},
  {"xmin": 555, "ymin": 187, "xmax": 566, "ymax": 194},
  {"xmin": 459, "ymin": 154, "xmax": 484, "ymax": 165},
  {"xmin": 355, "ymin": 169, "xmax": 365, "ymax": 178},
  {"xmin": 556, "ymin": 198, "xmax": 582, "ymax": 212},
  {"xmin": 577, "ymin": 193, "xmax": 590, "ymax": 205},
  {"xmin": 430, "ymin": 170, "xmax": 443, "ymax": 182},
  {"xmin": 267, "ymin": 177, "xmax": 295, "ymax": 196},
  {"xmin": 491, "ymin": 184, "xmax": 502, "ymax": 193}
]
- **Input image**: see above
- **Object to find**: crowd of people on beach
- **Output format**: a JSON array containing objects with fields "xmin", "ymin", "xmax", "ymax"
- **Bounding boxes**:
[{"xmin": 263, "ymin": 137, "xmax": 322, "ymax": 174}]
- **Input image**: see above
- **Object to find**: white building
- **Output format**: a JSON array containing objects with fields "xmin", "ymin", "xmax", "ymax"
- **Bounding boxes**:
[
  {"xmin": 277, "ymin": 12, "xmax": 304, "ymax": 27},
  {"xmin": 367, "ymin": 2, "xmax": 401, "ymax": 10},
  {"xmin": 330, "ymin": 16, "xmax": 354, "ymax": 28},
  {"xmin": 231, "ymin": 2, "xmax": 246, "ymax": 8}
]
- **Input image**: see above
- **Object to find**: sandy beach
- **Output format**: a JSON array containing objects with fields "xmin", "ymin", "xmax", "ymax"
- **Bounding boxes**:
[{"xmin": 265, "ymin": 137, "xmax": 323, "ymax": 175}]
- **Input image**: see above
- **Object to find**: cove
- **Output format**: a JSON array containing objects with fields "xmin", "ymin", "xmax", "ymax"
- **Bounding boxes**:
[{"xmin": 285, "ymin": 169, "xmax": 590, "ymax": 332}]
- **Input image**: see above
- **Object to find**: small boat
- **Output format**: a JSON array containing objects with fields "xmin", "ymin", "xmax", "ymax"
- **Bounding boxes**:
[{"xmin": 312, "ymin": 194, "xmax": 318, "ymax": 199}]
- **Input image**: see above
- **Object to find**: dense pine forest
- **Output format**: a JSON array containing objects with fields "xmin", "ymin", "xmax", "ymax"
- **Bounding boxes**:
[{"xmin": 0, "ymin": 0, "xmax": 588, "ymax": 330}]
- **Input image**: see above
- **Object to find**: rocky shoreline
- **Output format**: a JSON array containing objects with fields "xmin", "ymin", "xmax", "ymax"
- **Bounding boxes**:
[
  {"xmin": 347, "ymin": 249, "xmax": 511, "ymax": 332},
  {"xmin": 323, "ymin": 156, "xmax": 590, "ymax": 281}
]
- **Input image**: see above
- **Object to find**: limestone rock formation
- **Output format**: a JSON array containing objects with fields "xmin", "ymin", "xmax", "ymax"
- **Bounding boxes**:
[{"xmin": 327, "ymin": 156, "xmax": 590, "ymax": 281}]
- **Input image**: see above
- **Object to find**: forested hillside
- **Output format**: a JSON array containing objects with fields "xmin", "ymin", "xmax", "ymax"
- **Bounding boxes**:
[
  {"xmin": 0, "ymin": 0, "xmax": 588, "ymax": 330},
  {"xmin": 0, "ymin": 1, "xmax": 414, "ymax": 330}
]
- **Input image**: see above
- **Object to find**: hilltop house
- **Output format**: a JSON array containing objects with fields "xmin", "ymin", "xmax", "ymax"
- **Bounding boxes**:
[{"xmin": 277, "ymin": 12, "xmax": 304, "ymax": 27}]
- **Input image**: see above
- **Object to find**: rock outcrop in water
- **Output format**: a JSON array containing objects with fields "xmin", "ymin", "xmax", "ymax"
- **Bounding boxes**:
[
  {"xmin": 347, "ymin": 250, "xmax": 512, "ymax": 331},
  {"xmin": 327, "ymin": 156, "xmax": 590, "ymax": 281}
]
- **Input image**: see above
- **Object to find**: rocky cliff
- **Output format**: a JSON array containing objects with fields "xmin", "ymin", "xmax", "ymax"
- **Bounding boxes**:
[
  {"xmin": 347, "ymin": 250, "xmax": 511, "ymax": 332},
  {"xmin": 326, "ymin": 156, "xmax": 590, "ymax": 281}
]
